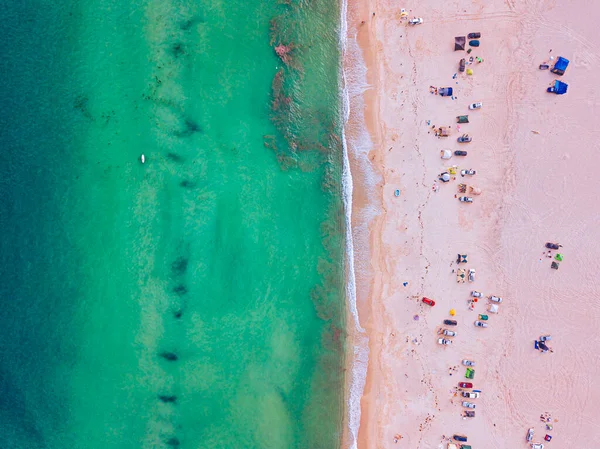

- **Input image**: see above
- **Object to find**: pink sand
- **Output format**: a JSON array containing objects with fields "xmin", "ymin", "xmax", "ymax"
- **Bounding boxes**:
[{"xmin": 347, "ymin": 0, "xmax": 600, "ymax": 448}]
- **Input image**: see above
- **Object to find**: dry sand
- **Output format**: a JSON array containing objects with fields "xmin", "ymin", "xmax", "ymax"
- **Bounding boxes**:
[{"xmin": 347, "ymin": 0, "xmax": 600, "ymax": 448}]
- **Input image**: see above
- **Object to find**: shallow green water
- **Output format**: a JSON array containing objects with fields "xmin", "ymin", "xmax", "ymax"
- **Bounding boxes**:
[{"xmin": 0, "ymin": 0, "xmax": 346, "ymax": 448}]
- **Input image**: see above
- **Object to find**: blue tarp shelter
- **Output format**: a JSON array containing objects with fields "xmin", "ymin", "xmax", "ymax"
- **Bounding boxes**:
[
  {"xmin": 551, "ymin": 56, "xmax": 569, "ymax": 76},
  {"xmin": 547, "ymin": 80, "xmax": 568, "ymax": 95},
  {"xmin": 439, "ymin": 87, "xmax": 453, "ymax": 96}
]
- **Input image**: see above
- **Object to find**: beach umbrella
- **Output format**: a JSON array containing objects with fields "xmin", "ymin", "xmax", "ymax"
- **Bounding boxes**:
[
  {"xmin": 555, "ymin": 253, "xmax": 563, "ymax": 261},
  {"xmin": 450, "ymin": 308, "xmax": 456, "ymax": 316}
]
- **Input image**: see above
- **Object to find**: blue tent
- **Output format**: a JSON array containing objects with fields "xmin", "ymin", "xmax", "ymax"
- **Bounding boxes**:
[
  {"xmin": 439, "ymin": 87, "xmax": 453, "ymax": 96},
  {"xmin": 547, "ymin": 80, "xmax": 568, "ymax": 95},
  {"xmin": 551, "ymin": 56, "xmax": 569, "ymax": 76}
]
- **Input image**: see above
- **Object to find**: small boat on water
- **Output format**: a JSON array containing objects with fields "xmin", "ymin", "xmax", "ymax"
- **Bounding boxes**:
[{"xmin": 141, "ymin": 154, "xmax": 145, "ymax": 164}]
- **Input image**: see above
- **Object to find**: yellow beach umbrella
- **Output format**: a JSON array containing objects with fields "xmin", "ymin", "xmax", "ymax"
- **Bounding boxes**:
[{"xmin": 450, "ymin": 308, "xmax": 456, "ymax": 316}]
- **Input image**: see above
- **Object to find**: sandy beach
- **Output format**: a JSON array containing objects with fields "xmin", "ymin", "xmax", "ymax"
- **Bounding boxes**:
[{"xmin": 347, "ymin": 0, "xmax": 600, "ymax": 448}]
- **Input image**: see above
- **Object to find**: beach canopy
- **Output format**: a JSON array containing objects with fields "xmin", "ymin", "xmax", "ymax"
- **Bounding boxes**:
[
  {"xmin": 454, "ymin": 36, "xmax": 466, "ymax": 51},
  {"xmin": 551, "ymin": 56, "xmax": 570, "ymax": 76},
  {"xmin": 548, "ymin": 80, "xmax": 568, "ymax": 95},
  {"xmin": 488, "ymin": 304, "xmax": 499, "ymax": 313},
  {"xmin": 450, "ymin": 308, "xmax": 456, "ymax": 316}
]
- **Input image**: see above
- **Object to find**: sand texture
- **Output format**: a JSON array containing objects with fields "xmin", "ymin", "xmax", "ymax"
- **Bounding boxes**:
[{"xmin": 351, "ymin": 0, "xmax": 600, "ymax": 447}]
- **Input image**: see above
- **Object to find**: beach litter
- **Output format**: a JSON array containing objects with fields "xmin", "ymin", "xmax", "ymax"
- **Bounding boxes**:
[{"xmin": 395, "ymin": 189, "xmax": 401, "ymax": 197}]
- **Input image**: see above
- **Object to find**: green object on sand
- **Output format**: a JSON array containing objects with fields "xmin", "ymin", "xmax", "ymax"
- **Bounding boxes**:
[{"xmin": 555, "ymin": 253, "xmax": 563, "ymax": 261}]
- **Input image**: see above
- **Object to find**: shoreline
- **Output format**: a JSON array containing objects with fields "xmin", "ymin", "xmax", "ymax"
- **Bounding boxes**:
[{"xmin": 342, "ymin": 0, "xmax": 382, "ymax": 447}]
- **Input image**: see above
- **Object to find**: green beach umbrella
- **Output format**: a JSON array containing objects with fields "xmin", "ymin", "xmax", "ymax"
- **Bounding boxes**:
[{"xmin": 555, "ymin": 253, "xmax": 563, "ymax": 261}]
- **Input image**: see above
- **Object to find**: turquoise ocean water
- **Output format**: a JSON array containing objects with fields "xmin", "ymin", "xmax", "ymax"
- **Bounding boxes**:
[{"xmin": 0, "ymin": 0, "xmax": 346, "ymax": 448}]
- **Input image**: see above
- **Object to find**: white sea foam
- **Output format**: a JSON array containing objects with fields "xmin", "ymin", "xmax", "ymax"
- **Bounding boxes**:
[{"xmin": 339, "ymin": 0, "xmax": 380, "ymax": 446}]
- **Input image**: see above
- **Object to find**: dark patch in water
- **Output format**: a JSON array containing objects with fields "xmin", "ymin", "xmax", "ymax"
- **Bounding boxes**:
[
  {"xmin": 180, "ymin": 180, "xmax": 196, "ymax": 189},
  {"xmin": 100, "ymin": 110, "xmax": 115, "ymax": 126},
  {"xmin": 173, "ymin": 309, "xmax": 183, "ymax": 319},
  {"xmin": 173, "ymin": 284, "xmax": 188, "ymax": 296},
  {"xmin": 166, "ymin": 152, "xmax": 184, "ymax": 163},
  {"xmin": 180, "ymin": 15, "xmax": 204, "ymax": 30},
  {"xmin": 174, "ymin": 118, "xmax": 202, "ymax": 138},
  {"xmin": 165, "ymin": 437, "xmax": 180, "ymax": 447},
  {"xmin": 185, "ymin": 118, "xmax": 201, "ymax": 133},
  {"xmin": 74, "ymin": 94, "xmax": 94, "ymax": 121},
  {"xmin": 171, "ymin": 257, "xmax": 188, "ymax": 276},
  {"xmin": 159, "ymin": 352, "xmax": 178, "ymax": 362},
  {"xmin": 171, "ymin": 43, "xmax": 185, "ymax": 58},
  {"xmin": 158, "ymin": 395, "xmax": 177, "ymax": 403}
]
